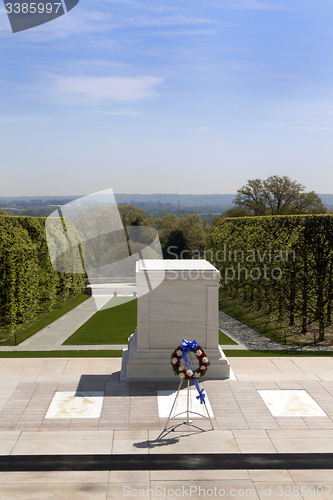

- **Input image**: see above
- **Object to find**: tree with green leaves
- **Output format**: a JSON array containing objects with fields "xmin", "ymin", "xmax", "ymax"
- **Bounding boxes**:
[
  {"xmin": 212, "ymin": 207, "xmax": 251, "ymax": 226},
  {"xmin": 154, "ymin": 213, "xmax": 209, "ymax": 257},
  {"xmin": 118, "ymin": 205, "xmax": 145, "ymax": 227},
  {"xmin": 234, "ymin": 176, "xmax": 326, "ymax": 216},
  {"xmin": 162, "ymin": 229, "xmax": 190, "ymax": 259}
]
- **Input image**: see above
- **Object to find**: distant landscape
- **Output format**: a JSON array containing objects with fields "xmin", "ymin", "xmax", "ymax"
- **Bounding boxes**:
[
  {"xmin": 0, "ymin": 193, "xmax": 237, "ymax": 207},
  {"xmin": 0, "ymin": 193, "xmax": 236, "ymax": 219},
  {"xmin": 2, "ymin": 193, "xmax": 333, "ymax": 219},
  {"xmin": 3, "ymin": 193, "xmax": 333, "ymax": 206}
]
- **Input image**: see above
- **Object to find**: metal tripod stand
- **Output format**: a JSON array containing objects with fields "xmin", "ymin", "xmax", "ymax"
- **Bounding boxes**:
[{"xmin": 161, "ymin": 377, "xmax": 214, "ymax": 434}]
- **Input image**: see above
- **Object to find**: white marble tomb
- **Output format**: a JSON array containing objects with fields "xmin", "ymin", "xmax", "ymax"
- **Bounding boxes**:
[{"xmin": 121, "ymin": 259, "xmax": 230, "ymax": 380}]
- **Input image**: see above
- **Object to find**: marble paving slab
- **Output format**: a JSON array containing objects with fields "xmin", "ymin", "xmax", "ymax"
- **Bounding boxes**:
[
  {"xmin": 157, "ymin": 388, "xmax": 214, "ymax": 418},
  {"xmin": 258, "ymin": 390, "xmax": 327, "ymax": 417},
  {"xmin": 45, "ymin": 391, "xmax": 104, "ymax": 419}
]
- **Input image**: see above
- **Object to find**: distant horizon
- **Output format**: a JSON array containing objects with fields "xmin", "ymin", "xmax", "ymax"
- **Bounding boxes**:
[
  {"xmin": 2, "ymin": 192, "xmax": 333, "ymax": 199},
  {"xmin": 0, "ymin": 192, "xmax": 238, "ymax": 199},
  {"xmin": 3, "ymin": 192, "xmax": 333, "ymax": 211}
]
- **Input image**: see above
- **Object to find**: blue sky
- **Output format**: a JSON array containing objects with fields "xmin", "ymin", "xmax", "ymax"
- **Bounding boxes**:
[{"xmin": 1, "ymin": 0, "xmax": 333, "ymax": 196}]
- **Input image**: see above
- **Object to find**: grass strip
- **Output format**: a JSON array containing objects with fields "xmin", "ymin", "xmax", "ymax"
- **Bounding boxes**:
[
  {"xmin": 63, "ymin": 297, "xmax": 137, "ymax": 345},
  {"xmin": 224, "ymin": 349, "xmax": 333, "ymax": 357},
  {"xmin": 219, "ymin": 330, "xmax": 238, "ymax": 345},
  {"xmin": 1, "ymin": 294, "xmax": 90, "ymax": 346},
  {"xmin": 0, "ymin": 350, "xmax": 123, "ymax": 358}
]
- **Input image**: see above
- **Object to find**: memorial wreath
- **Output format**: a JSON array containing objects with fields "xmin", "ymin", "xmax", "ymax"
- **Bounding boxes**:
[{"xmin": 171, "ymin": 340, "xmax": 210, "ymax": 380}]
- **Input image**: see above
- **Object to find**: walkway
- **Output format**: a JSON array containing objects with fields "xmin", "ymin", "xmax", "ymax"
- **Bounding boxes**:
[
  {"xmin": 0, "ymin": 297, "xmax": 127, "ymax": 352},
  {"xmin": 219, "ymin": 310, "xmax": 333, "ymax": 351},
  {"xmin": 219, "ymin": 311, "xmax": 282, "ymax": 350}
]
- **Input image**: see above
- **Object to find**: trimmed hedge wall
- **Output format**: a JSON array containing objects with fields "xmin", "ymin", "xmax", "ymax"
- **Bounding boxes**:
[
  {"xmin": 0, "ymin": 216, "xmax": 85, "ymax": 335},
  {"xmin": 208, "ymin": 215, "xmax": 333, "ymax": 341}
]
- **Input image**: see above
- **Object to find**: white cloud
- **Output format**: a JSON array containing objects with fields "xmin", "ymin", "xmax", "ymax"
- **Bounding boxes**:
[
  {"xmin": 53, "ymin": 9, "xmax": 114, "ymax": 35},
  {"xmin": 98, "ymin": 0, "xmax": 189, "ymax": 14},
  {"xmin": 100, "ymin": 0, "xmax": 285, "ymax": 14},
  {"xmin": 123, "ymin": 14, "xmax": 213, "ymax": 27},
  {"xmin": 43, "ymin": 74, "xmax": 164, "ymax": 103},
  {"xmin": 94, "ymin": 109, "xmax": 141, "ymax": 115},
  {"xmin": 214, "ymin": 0, "xmax": 288, "ymax": 10},
  {"xmin": 0, "ymin": 8, "xmax": 115, "ymax": 40},
  {"xmin": 0, "ymin": 2, "xmax": 213, "ymax": 40},
  {"xmin": 151, "ymin": 29, "xmax": 217, "ymax": 37}
]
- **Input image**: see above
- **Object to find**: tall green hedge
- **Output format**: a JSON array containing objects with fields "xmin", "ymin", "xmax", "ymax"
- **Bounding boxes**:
[
  {"xmin": 208, "ymin": 215, "xmax": 333, "ymax": 341},
  {"xmin": 0, "ymin": 216, "xmax": 85, "ymax": 335}
]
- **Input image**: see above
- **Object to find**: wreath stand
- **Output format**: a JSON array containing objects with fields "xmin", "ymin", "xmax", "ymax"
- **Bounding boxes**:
[{"xmin": 161, "ymin": 376, "xmax": 214, "ymax": 435}]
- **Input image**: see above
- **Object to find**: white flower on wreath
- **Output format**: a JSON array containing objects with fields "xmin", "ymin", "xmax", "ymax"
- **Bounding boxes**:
[
  {"xmin": 176, "ymin": 350, "xmax": 182, "ymax": 356},
  {"xmin": 186, "ymin": 369, "xmax": 193, "ymax": 376},
  {"xmin": 171, "ymin": 357, "xmax": 178, "ymax": 364},
  {"xmin": 179, "ymin": 373, "xmax": 185, "ymax": 379},
  {"xmin": 195, "ymin": 371, "xmax": 201, "ymax": 378},
  {"xmin": 196, "ymin": 349, "xmax": 202, "ymax": 356},
  {"xmin": 202, "ymin": 356, "xmax": 209, "ymax": 363}
]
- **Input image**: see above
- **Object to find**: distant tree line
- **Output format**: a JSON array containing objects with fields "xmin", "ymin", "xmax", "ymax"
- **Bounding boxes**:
[
  {"xmin": 213, "ymin": 176, "xmax": 327, "ymax": 223},
  {"xmin": 119, "ymin": 205, "xmax": 210, "ymax": 259}
]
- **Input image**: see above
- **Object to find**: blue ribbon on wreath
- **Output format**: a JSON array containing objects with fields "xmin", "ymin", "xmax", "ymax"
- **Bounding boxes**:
[{"xmin": 180, "ymin": 339, "xmax": 206, "ymax": 404}]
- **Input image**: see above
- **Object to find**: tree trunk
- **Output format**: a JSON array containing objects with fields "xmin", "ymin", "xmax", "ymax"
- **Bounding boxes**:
[
  {"xmin": 317, "ymin": 283, "xmax": 325, "ymax": 342},
  {"xmin": 289, "ymin": 264, "xmax": 296, "ymax": 326},
  {"xmin": 256, "ymin": 287, "xmax": 262, "ymax": 310},
  {"xmin": 289, "ymin": 286, "xmax": 295, "ymax": 326},
  {"xmin": 278, "ymin": 292, "xmax": 284, "ymax": 321},
  {"xmin": 327, "ymin": 263, "xmax": 333, "ymax": 325},
  {"xmin": 301, "ymin": 247, "xmax": 308, "ymax": 334}
]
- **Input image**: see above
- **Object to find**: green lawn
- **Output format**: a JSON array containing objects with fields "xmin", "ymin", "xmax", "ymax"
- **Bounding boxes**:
[
  {"xmin": 223, "ymin": 349, "xmax": 333, "ymax": 357},
  {"xmin": 0, "ymin": 350, "xmax": 123, "ymax": 358},
  {"xmin": 63, "ymin": 296, "xmax": 137, "ymax": 345},
  {"xmin": 219, "ymin": 330, "xmax": 238, "ymax": 345},
  {"xmin": 64, "ymin": 297, "xmax": 237, "ymax": 346},
  {"xmin": 1, "ymin": 294, "xmax": 90, "ymax": 346}
]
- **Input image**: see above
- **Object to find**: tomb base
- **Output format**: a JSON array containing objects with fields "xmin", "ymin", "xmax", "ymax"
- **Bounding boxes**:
[{"xmin": 121, "ymin": 330, "xmax": 230, "ymax": 380}]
